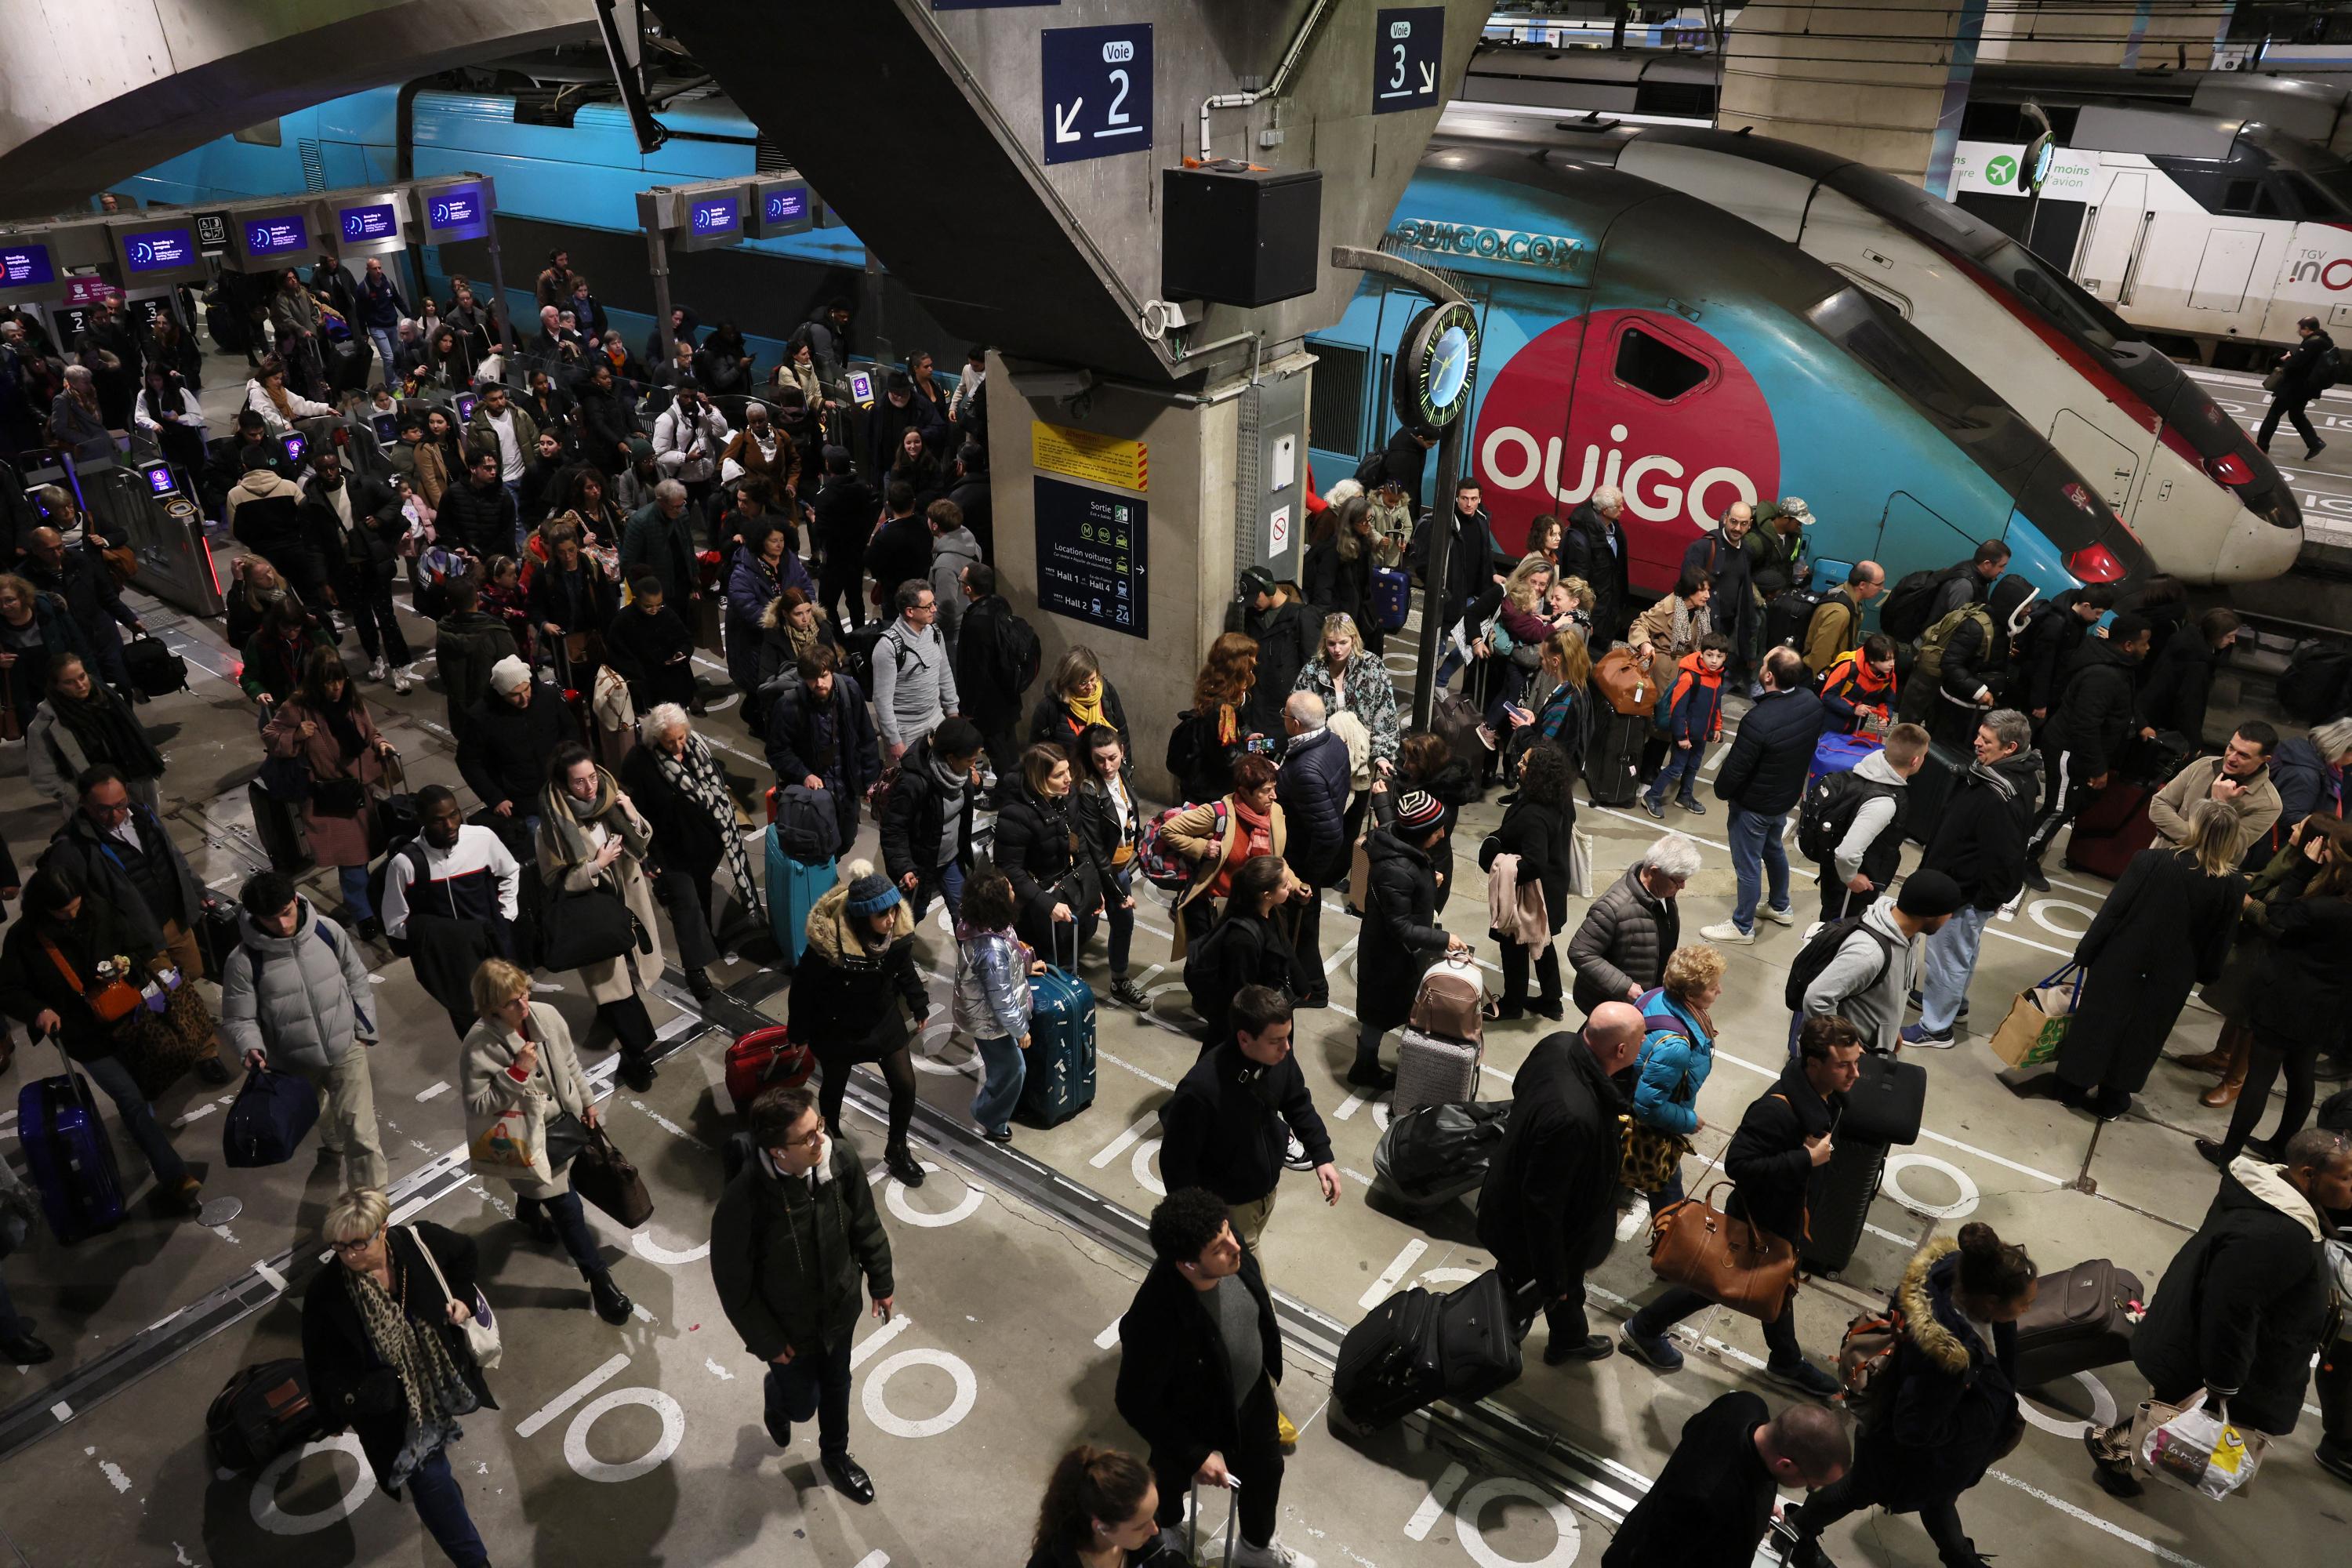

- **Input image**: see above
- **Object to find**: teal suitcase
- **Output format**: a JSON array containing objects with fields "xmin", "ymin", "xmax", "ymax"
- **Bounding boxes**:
[
  {"xmin": 765, "ymin": 826, "xmax": 835, "ymax": 970},
  {"xmin": 1020, "ymin": 927, "xmax": 1097, "ymax": 1127}
]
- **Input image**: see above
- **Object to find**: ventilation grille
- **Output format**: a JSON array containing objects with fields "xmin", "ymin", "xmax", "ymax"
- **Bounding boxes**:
[
  {"xmin": 298, "ymin": 140, "xmax": 325, "ymax": 193},
  {"xmin": 756, "ymin": 133, "xmax": 790, "ymax": 174},
  {"xmin": 1308, "ymin": 342, "xmax": 1368, "ymax": 462}
]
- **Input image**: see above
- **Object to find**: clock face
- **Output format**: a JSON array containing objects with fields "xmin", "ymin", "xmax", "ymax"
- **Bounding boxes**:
[
  {"xmin": 1394, "ymin": 301, "xmax": 1482, "ymax": 433},
  {"xmin": 1428, "ymin": 325, "xmax": 1472, "ymax": 409}
]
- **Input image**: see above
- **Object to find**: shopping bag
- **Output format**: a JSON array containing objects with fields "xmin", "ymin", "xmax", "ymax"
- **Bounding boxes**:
[
  {"xmin": 2130, "ymin": 1390, "xmax": 2269, "ymax": 1500},
  {"xmin": 1566, "ymin": 827, "xmax": 1595, "ymax": 899},
  {"xmin": 466, "ymin": 1103, "xmax": 550, "ymax": 1184},
  {"xmin": 1988, "ymin": 962, "xmax": 2085, "ymax": 1069}
]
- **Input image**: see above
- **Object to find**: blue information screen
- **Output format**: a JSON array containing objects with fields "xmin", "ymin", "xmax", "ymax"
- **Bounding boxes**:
[
  {"xmin": 0, "ymin": 245, "xmax": 53, "ymax": 287},
  {"xmin": 691, "ymin": 196, "xmax": 739, "ymax": 237},
  {"xmin": 425, "ymin": 184, "xmax": 489, "ymax": 241},
  {"xmin": 244, "ymin": 214, "xmax": 310, "ymax": 257},
  {"xmin": 123, "ymin": 228, "xmax": 196, "ymax": 274},
  {"xmin": 765, "ymin": 187, "xmax": 807, "ymax": 225},
  {"xmin": 338, "ymin": 202, "xmax": 399, "ymax": 243}
]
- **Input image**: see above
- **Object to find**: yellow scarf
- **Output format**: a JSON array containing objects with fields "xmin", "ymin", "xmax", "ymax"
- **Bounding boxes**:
[{"xmin": 1065, "ymin": 686, "xmax": 1107, "ymax": 735}]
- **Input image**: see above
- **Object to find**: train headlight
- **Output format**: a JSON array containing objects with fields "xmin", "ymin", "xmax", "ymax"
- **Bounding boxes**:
[
  {"xmin": 2066, "ymin": 543, "xmax": 2127, "ymax": 583},
  {"xmin": 2202, "ymin": 452, "xmax": 2255, "ymax": 487}
]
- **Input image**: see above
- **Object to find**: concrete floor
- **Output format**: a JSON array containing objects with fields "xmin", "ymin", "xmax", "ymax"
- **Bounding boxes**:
[{"xmin": 0, "ymin": 351, "xmax": 2337, "ymax": 1568}]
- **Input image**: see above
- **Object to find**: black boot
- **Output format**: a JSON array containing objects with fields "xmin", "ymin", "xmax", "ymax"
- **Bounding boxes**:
[
  {"xmin": 589, "ymin": 1272, "xmax": 633, "ymax": 1326},
  {"xmin": 618, "ymin": 1052, "xmax": 656, "ymax": 1092},
  {"xmin": 884, "ymin": 1143, "xmax": 925, "ymax": 1187},
  {"xmin": 685, "ymin": 967, "xmax": 714, "ymax": 1003}
]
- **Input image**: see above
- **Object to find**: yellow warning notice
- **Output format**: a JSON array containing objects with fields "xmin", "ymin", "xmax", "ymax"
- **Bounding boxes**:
[{"xmin": 1032, "ymin": 420, "xmax": 1149, "ymax": 492}]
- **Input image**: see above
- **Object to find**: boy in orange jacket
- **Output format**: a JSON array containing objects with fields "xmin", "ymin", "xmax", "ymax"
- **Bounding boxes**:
[{"xmin": 1642, "ymin": 633, "xmax": 1731, "ymax": 818}]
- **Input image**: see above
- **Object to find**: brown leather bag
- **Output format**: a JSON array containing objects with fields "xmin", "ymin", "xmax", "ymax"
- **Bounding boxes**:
[
  {"xmin": 1591, "ymin": 647, "xmax": 1657, "ymax": 717},
  {"xmin": 1407, "ymin": 958, "xmax": 1485, "ymax": 1044},
  {"xmin": 1646, "ymin": 1180, "xmax": 1799, "ymax": 1323}
]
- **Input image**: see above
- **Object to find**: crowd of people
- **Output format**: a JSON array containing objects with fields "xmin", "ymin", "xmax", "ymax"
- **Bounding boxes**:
[{"xmin": 5, "ymin": 273, "xmax": 2352, "ymax": 1568}]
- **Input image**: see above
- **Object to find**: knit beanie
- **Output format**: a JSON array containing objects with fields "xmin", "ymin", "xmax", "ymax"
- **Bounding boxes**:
[
  {"xmin": 1896, "ymin": 870, "xmax": 1964, "ymax": 919},
  {"xmin": 489, "ymin": 655, "xmax": 533, "ymax": 695},
  {"xmin": 1395, "ymin": 790, "xmax": 1446, "ymax": 834},
  {"xmin": 843, "ymin": 858, "xmax": 901, "ymax": 918}
]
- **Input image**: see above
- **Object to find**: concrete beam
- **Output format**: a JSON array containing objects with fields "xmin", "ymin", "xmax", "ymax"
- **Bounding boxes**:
[{"xmin": 0, "ymin": 0, "xmax": 595, "ymax": 221}]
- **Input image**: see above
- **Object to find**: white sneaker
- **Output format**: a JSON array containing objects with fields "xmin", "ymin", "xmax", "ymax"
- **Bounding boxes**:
[
  {"xmin": 1802, "ymin": 922, "xmax": 1824, "ymax": 942},
  {"xmin": 1758, "ymin": 905, "xmax": 1795, "ymax": 927},
  {"xmin": 1233, "ymin": 1537, "xmax": 1314, "ymax": 1568},
  {"xmin": 1699, "ymin": 920, "xmax": 1755, "ymax": 946},
  {"xmin": 1615, "ymin": 1196, "xmax": 1652, "ymax": 1243},
  {"xmin": 367, "ymin": 657, "xmax": 390, "ymax": 683},
  {"xmin": 391, "ymin": 666, "xmax": 416, "ymax": 695}
]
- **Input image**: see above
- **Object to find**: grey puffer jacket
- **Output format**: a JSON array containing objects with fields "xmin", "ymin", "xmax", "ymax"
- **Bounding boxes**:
[
  {"xmin": 1566, "ymin": 865, "xmax": 1680, "ymax": 1017},
  {"xmin": 218, "ymin": 896, "xmax": 376, "ymax": 1073}
]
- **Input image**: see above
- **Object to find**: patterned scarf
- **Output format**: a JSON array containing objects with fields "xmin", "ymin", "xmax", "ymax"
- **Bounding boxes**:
[
  {"xmin": 652, "ymin": 733, "xmax": 763, "ymax": 919},
  {"xmin": 346, "ymin": 1258, "xmax": 479, "ymax": 1490},
  {"xmin": 538, "ymin": 765, "xmax": 653, "ymax": 872}
]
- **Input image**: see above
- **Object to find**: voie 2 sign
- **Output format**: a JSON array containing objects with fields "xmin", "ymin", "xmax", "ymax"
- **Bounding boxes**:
[{"xmin": 1041, "ymin": 24, "xmax": 1152, "ymax": 166}]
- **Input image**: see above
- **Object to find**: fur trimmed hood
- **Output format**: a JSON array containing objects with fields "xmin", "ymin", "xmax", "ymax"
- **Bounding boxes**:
[
  {"xmin": 1895, "ymin": 1236, "xmax": 1976, "ymax": 1376},
  {"xmin": 805, "ymin": 862, "xmax": 916, "ymax": 967}
]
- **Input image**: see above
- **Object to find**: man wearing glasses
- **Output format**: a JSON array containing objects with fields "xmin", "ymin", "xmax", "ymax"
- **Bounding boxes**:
[{"xmin": 710, "ymin": 1084, "xmax": 895, "ymax": 1505}]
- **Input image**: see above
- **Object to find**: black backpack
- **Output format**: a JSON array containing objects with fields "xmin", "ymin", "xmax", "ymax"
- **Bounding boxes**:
[
  {"xmin": 775, "ymin": 783, "xmax": 842, "ymax": 864},
  {"xmin": 995, "ymin": 610, "xmax": 1042, "ymax": 699},
  {"xmin": 1878, "ymin": 564, "xmax": 1964, "ymax": 643},
  {"xmin": 2278, "ymin": 637, "xmax": 2352, "ymax": 724},
  {"xmin": 1352, "ymin": 448, "xmax": 1388, "ymax": 489},
  {"xmin": 1782, "ymin": 914, "xmax": 1905, "ymax": 1012}
]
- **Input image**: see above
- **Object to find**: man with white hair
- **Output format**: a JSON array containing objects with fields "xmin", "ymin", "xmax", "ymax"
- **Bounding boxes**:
[
  {"xmin": 458, "ymin": 655, "xmax": 572, "ymax": 844},
  {"xmin": 1567, "ymin": 833, "xmax": 1693, "ymax": 1014},
  {"xmin": 1276, "ymin": 688, "xmax": 1351, "ymax": 1007},
  {"xmin": 1563, "ymin": 484, "xmax": 1632, "ymax": 644},
  {"xmin": 621, "ymin": 475, "xmax": 702, "ymax": 611}
]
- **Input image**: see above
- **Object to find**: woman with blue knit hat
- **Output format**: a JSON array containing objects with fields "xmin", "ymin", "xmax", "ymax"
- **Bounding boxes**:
[{"xmin": 791, "ymin": 858, "xmax": 930, "ymax": 1185}]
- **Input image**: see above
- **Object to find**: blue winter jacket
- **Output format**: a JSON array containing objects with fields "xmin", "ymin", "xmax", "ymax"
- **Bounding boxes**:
[{"xmin": 1631, "ymin": 986, "xmax": 1714, "ymax": 1137}]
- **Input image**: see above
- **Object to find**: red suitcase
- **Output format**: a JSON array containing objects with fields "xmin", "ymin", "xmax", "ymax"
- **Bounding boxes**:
[
  {"xmin": 725, "ymin": 1026, "xmax": 815, "ymax": 1116},
  {"xmin": 2063, "ymin": 780, "xmax": 2157, "ymax": 879}
]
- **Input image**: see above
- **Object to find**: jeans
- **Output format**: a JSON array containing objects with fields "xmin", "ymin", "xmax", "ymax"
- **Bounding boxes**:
[
  {"xmin": 1629, "ymin": 1283, "xmax": 1803, "ymax": 1364},
  {"xmin": 339, "ymin": 864, "xmax": 376, "ymax": 924},
  {"xmin": 1645, "ymin": 745, "xmax": 1702, "ymax": 807},
  {"xmin": 1793, "ymin": 1473, "xmax": 1973, "ymax": 1566},
  {"xmin": 764, "ymin": 1334, "xmax": 855, "ymax": 1459},
  {"xmin": 1817, "ymin": 869, "xmax": 1874, "ymax": 925},
  {"xmin": 78, "ymin": 1050, "xmax": 189, "ymax": 1188},
  {"xmin": 971, "ymin": 1035, "xmax": 1025, "ymax": 1136},
  {"xmin": 517, "ymin": 1187, "xmax": 612, "ymax": 1283},
  {"xmin": 1434, "ymin": 646, "xmax": 1468, "ymax": 691},
  {"xmin": 1726, "ymin": 808, "xmax": 1790, "ymax": 931},
  {"xmin": 909, "ymin": 858, "xmax": 967, "ymax": 927},
  {"xmin": 366, "ymin": 327, "xmax": 398, "ymax": 380},
  {"xmin": 405, "ymin": 1447, "xmax": 490, "ymax": 1568},
  {"xmin": 1105, "ymin": 866, "xmax": 1137, "ymax": 976},
  {"xmin": 1919, "ymin": 904, "xmax": 1991, "ymax": 1033}
]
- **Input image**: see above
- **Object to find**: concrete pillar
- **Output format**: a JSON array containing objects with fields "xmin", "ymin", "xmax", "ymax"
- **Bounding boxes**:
[
  {"xmin": 986, "ymin": 351, "xmax": 1314, "ymax": 800},
  {"xmin": 1715, "ymin": 0, "xmax": 1991, "ymax": 191}
]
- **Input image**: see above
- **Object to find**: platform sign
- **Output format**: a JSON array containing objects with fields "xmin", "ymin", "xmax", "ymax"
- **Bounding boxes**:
[
  {"xmin": 0, "ymin": 244, "xmax": 53, "ymax": 288},
  {"xmin": 66, "ymin": 278, "xmax": 122, "ymax": 306},
  {"xmin": 338, "ymin": 202, "xmax": 400, "ymax": 244},
  {"xmin": 239, "ymin": 211, "xmax": 311, "ymax": 266},
  {"xmin": 1034, "ymin": 475, "xmax": 1146, "ymax": 638},
  {"xmin": 1041, "ymin": 24, "xmax": 1152, "ymax": 166},
  {"xmin": 1374, "ymin": 8, "xmax": 1445, "ymax": 114},
  {"xmin": 419, "ymin": 181, "xmax": 492, "ymax": 244},
  {"xmin": 193, "ymin": 209, "xmax": 230, "ymax": 254}
]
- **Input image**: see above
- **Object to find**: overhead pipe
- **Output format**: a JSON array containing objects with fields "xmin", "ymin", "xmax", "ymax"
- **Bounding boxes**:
[{"xmin": 1198, "ymin": 0, "xmax": 1344, "ymax": 160}]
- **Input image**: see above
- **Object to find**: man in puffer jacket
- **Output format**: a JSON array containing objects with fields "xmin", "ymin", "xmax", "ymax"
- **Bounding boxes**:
[
  {"xmin": 218, "ymin": 871, "xmax": 385, "ymax": 1189},
  {"xmin": 1567, "ymin": 836, "xmax": 1692, "ymax": 1015},
  {"xmin": 1275, "ymin": 691, "xmax": 1350, "ymax": 1007}
]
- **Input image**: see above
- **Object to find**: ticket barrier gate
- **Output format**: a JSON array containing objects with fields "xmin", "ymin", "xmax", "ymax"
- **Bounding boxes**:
[{"xmin": 30, "ymin": 443, "xmax": 225, "ymax": 619}]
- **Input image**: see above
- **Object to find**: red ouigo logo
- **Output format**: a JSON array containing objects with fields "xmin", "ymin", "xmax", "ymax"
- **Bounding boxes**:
[{"xmin": 1471, "ymin": 310, "xmax": 1780, "ymax": 586}]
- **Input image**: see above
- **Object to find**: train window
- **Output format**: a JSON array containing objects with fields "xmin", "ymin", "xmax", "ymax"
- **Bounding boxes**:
[
  {"xmin": 1809, "ymin": 287, "xmax": 2043, "ymax": 473},
  {"xmin": 233, "ymin": 120, "xmax": 282, "ymax": 147},
  {"xmin": 2218, "ymin": 179, "xmax": 2281, "ymax": 216},
  {"xmin": 1613, "ymin": 325, "xmax": 1710, "ymax": 401}
]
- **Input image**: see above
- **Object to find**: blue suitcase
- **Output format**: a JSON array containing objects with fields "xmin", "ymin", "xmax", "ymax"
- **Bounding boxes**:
[
  {"xmin": 1372, "ymin": 565, "xmax": 1410, "ymax": 633},
  {"xmin": 18, "ymin": 1053, "xmax": 126, "ymax": 1245},
  {"xmin": 1804, "ymin": 731, "xmax": 1882, "ymax": 797},
  {"xmin": 1021, "ymin": 928, "xmax": 1098, "ymax": 1127},
  {"xmin": 223, "ymin": 1069, "xmax": 321, "ymax": 1168},
  {"xmin": 765, "ymin": 826, "xmax": 836, "ymax": 970}
]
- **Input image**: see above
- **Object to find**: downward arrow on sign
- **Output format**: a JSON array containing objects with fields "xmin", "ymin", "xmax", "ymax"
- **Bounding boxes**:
[
  {"xmin": 1418, "ymin": 61, "xmax": 1436, "ymax": 93},
  {"xmin": 1054, "ymin": 99, "xmax": 1085, "ymax": 143}
]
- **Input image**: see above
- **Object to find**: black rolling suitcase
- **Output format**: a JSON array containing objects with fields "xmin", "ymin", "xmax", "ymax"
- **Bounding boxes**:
[
  {"xmin": 1334, "ymin": 1269, "xmax": 1524, "ymax": 1431},
  {"xmin": 2012, "ymin": 1257, "xmax": 2143, "ymax": 1388},
  {"xmin": 247, "ymin": 779, "xmax": 312, "ymax": 873},
  {"xmin": 1902, "ymin": 741, "xmax": 1968, "ymax": 845},
  {"xmin": 1799, "ymin": 1135, "xmax": 1886, "ymax": 1276},
  {"xmin": 1585, "ymin": 709, "xmax": 1648, "ymax": 807}
]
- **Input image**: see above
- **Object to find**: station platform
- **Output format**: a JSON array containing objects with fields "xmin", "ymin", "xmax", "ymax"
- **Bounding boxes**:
[{"xmin": 0, "ymin": 352, "xmax": 2334, "ymax": 1568}]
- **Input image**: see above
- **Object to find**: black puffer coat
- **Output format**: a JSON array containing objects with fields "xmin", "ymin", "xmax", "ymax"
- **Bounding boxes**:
[
  {"xmin": 1356, "ymin": 827, "xmax": 1453, "ymax": 1033},
  {"xmin": 1846, "ymin": 1241, "xmax": 2021, "ymax": 1512},
  {"xmin": 1566, "ymin": 865, "xmax": 1679, "ymax": 1017},
  {"xmin": 787, "ymin": 878, "xmax": 925, "ymax": 1064},
  {"xmin": 992, "ymin": 783, "xmax": 1108, "ymax": 951},
  {"xmin": 1486, "ymin": 796, "xmax": 1573, "ymax": 939}
]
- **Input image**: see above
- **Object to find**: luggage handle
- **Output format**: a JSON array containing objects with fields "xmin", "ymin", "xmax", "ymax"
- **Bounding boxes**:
[
  {"xmin": 1050, "ymin": 915, "xmax": 1077, "ymax": 975},
  {"xmin": 1185, "ymin": 1475, "xmax": 1242, "ymax": 1566}
]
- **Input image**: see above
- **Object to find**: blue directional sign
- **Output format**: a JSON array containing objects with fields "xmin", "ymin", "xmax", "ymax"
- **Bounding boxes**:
[
  {"xmin": 1374, "ymin": 7, "xmax": 1445, "ymax": 115},
  {"xmin": 1041, "ymin": 24, "xmax": 1152, "ymax": 167},
  {"xmin": 338, "ymin": 202, "xmax": 399, "ymax": 243}
]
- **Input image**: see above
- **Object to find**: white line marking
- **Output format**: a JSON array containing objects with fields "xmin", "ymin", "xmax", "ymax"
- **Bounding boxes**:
[
  {"xmin": 1332, "ymin": 1090, "xmax": 1369, "ymax": 1122},
  {"xmin": 1405, "ymin": 1461, "xmax": 1470, "ymax": 1541},
  {"xmin": 171, "ymin": 1103, "xmax": 217, "ymax": 1128},
  {"xmin": 1096, "ymin": 1316, "xmax": 1124, "ymax": 1350},
  {"xmin": 516, "ymin": 1352, "xmax": 630, "ymax": 1439},
  {"xmin": 49, "ymin": 1402, "xmax": 71, "ymax": 1423},
  {"xmin": 849, "ymin": 1312, "xmax": 914, "ymax": 1371},
  {"xmin": 252, "ymin": 1260, "xmax": 289, "ymax": 1294},
  {"xmin": 1984, "ymin": 1468, "xmax": 2212, "ymax": 1568},
  {"xmin": 415, "ymin": 1081, "xmax": 449, "ymax": 1102},
  {"xmin": 1095, "ymin": 1048, "xmax": 1177, "ymax": 1092},
  {"xmin": 1359, "ymin": 1239, "xmax": 1429, "ymax": 1308},
  {"xmin": 851, "ymin": 1552, "xmax": 891, "ymax": 1568},
  {"xmin": 1091, "ymin": 1115, "xmax": 1158, "ymax": 1170},
  {"xmin": 1864, "ymin": 1222, "xmax": 1913, "ymax": 1246}
]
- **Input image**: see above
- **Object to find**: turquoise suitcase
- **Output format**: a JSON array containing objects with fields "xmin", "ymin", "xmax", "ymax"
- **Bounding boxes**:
[
  {"xmin": 765, "ymin": 826, "xmax": 835, "ymax": 970},
  {"xmin": 1021, "ymin": 927, "xmax": 1097, "ymax": 1127}
]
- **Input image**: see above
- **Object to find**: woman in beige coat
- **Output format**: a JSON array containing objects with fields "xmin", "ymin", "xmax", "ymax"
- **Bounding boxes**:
[
  {"xmin": 459, "ymin": 958, "xmax": 633, "ymax": 1324},
  {"xmin": 535, "ymin": 742, "xmax": 667, "ymax": 1092}
]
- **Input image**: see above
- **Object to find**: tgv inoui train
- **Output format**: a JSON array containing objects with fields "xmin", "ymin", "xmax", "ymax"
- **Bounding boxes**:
[
  {"xmin": 1433, "ymin": 103, "xmax": 2304, "ymax": 586},
  {"xmin": 1308, "ymin": 143, "xmax": 2154, "ymax": 605}
]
